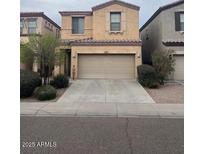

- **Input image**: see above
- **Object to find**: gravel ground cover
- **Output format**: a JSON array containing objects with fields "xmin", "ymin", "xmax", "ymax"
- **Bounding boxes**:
[{"xmin": 145, "ymin": 82, "xmax": 184, "ymax": 104}]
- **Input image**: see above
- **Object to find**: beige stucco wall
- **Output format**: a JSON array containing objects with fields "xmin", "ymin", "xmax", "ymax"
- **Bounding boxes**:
[
  {"xmin": 20, "ymin": 16, "xmax": 60, "ymax": 44},
  {"xmin": 69, "ymin": 46, "xmax": 141, "ymax": 79},
  {"xmin": 57, "ymin": 2, "xmax": 141, "ymax": 79},
  {"xmin": 60, "ymin": 4, "xmax": 140, "ymax": 41},
  {"xmin": 20, "ymin": 36, "xmax": 29, "ymax": 43},
  {"xmin": 21, "ymin": 17, "xmax": 42, "ymax": 35},
  {"xmin": 21, "ymin": 16, "xmax": 60, "ymax": 36},
  {"xmin": 61, "ymin": 15, "xmax": 93, "ymax": 40},
  {"xmin": 93, "ymin": 4, "xmax": 139, "ymax": 40},
  {"xmin": 20, "ymin": 16, "xmax": 42, "ymax": 44},
  {"xmin": 20, "ymin": 15, "xmax": 60, "ymax": 71},
  {"xmin": 41, "ymin": 17, "xmax": 60, "ymax": 37}
]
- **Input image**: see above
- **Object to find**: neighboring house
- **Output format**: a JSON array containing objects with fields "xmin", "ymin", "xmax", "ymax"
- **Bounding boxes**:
[
  {"xmin": 140, "ymin": 0, "xmax": 184, "ymax": 80},
  {"xmin": 56, "ymin": 0, "xmax": 142, "ymax": 79},
  {"xmin": 20, "ymin": 12, "xmax": 61, "ymax": 70}
]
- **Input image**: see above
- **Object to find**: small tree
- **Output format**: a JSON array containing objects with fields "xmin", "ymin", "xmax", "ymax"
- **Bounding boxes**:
[
  {"xmin": 30, "ymin": 33, "xmax": 61, "ymax": 85},
  {"xmin": 151, "ymin": 49, "xmax": 175, "ymax": 85},
  {"xmin": 21, "ymin": 33, "xmax": 64, "ymax": 85},
  {"xmin": 20, "ymin": 43, "xmax": 34, "ymax": 70}
]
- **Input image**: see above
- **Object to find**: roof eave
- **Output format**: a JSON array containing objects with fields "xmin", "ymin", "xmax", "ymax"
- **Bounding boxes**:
[{"xmin": 59, "ymin": 11, "xmax": 93, "ymax": 16}]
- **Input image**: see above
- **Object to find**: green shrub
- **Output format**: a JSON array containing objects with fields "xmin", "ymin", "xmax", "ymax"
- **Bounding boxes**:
[
  {"xmin": 20, "ymin": 70, "xmax": 41, "ymax": 97},
  {"xmin": 20, "ymin": 43, "xmax": 34, "ymax": 70},
  {"xmin": 152, "ymin": 50, "xmax": 175, "ymax": 85},
  {"xmin": 35, "ymin": 85, "xmax": 57, "ymax": 101},
  {"xmin": 50, "ymin": 74, "xmax": 69, "ymax": 89},
  {"xmin": 137, "ymin": 64, "xmax": 159, "ymax": 88}
]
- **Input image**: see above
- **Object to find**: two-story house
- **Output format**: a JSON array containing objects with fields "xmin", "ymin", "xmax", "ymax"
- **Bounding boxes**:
[
  {"xmin": 140, "ymin": 0, "xmax": 184, "ymax": 80},
  {"xmin": 20, "ymin": 12, "xmax": 61, "ymax": 69},
  {"xmin": 55, "ymin": 0, "xmax": 142, "ymax": 79},
  {"xmin": 20, "ymin": 12, "xmax": 61, "ymax": 43}
]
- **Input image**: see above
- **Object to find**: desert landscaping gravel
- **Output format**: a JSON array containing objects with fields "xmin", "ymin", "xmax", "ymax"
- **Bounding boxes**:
[{"xmin": 145, "ymin": 82, "xmax": 184, "ymax": 104}]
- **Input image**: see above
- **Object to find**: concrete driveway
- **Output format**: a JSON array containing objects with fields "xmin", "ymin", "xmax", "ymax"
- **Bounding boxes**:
[
  {"xmin": 58, "ymin": 80, "xmax": 155, "ymax": 104},
  {"xmin": 21, "ymin": 80, "xmax": 184, "ymax": 117}
]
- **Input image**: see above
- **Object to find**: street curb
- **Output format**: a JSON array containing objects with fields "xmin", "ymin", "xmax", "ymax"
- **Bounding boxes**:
[{"xmin": 20, "ymin": 114, "xmax": 184, "ymax": 119}]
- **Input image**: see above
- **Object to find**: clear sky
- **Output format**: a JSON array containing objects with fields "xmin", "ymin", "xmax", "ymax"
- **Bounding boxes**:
[{"xmin": 20, "ymin": 0, "xmax": 177, "ymax": 27}]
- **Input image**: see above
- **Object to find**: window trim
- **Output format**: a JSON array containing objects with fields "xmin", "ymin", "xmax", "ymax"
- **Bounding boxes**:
[
  {"xmin": 110, "ymin": 12, "xmax": 121, "ymax": 32},
  {"xmin": 72, "ymin": 16, "xmax": 85, "ymax": 35}
]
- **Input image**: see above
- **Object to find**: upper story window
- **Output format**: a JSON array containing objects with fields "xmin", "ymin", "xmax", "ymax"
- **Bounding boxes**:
[
  {"xmin": 110, "ymin": 12, "xmax": 121, "ymax": 31},
  {"xmin": 175, "ymin": 11, "xmax": 184, "ymax": 32},
  {"xmin": 28, "ymin": 18, "xmax": 37, "ymax": 34},
  {"xmin": 72, "ymin": 17, "xmax": 84, "ymax": 34},
  {"xmin": 20, "ymin": 18, "xmax": 24, "ymax": 34},
  {"xmin": 179, "ymin": 13, "xmax": 184, "ymax": 31}
]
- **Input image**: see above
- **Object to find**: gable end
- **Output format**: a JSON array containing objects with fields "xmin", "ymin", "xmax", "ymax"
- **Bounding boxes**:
[{"xmin": 92, "ymin": 0, "xmax": 140, "ymax": 11}]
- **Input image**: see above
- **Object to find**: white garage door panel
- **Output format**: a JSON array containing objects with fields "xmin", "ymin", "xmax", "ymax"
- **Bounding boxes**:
[
  {"xmin": 174, "ymin": 56, "xmax": 184, "ymax": 80},
  {"xmin": 78, "ymin": 54, "xmax": 135, "ymax": 79}
]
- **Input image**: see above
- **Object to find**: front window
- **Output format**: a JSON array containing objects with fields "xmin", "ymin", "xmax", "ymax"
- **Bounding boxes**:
[
  {"xmin": 175, "ymin": 12, "xmax": 184, "ymax": 32},
  {"xmin": 20, "ymin": 18, "xmax": 24, "ymax": 34},
  {"xmin": 179, "ymin": 13, "xmax": 184, "ymax": 31},
  {"xmin": 28, "ymin": 18, "xmax": 37, "ymax": 34},
  {"xmin": 110, "ymin": 12, "xmax": 121, "ymax": 31},
  {"xmin": 72, "ymin": 17, "xmax": 84, "ymax": 34}
]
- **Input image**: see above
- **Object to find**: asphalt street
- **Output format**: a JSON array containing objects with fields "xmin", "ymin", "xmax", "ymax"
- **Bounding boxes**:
[{"xmin": 21, "ymin": 117, "xmax": 184, "ymax": 154}]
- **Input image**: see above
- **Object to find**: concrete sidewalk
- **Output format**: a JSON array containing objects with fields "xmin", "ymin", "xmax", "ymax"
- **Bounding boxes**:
[{"xmin": 20, "ymin": 102, "xmax": 184, "ymax": 118}]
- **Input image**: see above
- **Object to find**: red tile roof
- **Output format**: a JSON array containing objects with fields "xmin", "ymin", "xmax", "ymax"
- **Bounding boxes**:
[
  {"xmin": 62, "ymin": 38, "xmax": 142, "ymax": 46},
  {"xmin": 162, "ymin": 41, "xmax": 184, "ymax": 46}
]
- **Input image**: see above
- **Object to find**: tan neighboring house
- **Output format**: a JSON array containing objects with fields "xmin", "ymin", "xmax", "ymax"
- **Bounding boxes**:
[
  {"xmin": 55, "ymin": 0, "xmax": 142, "ymax": 79},
  {"xmin": 20, "ymin": 12, "xmax": 61, "ymax": 70},
  {"xmin": 140, "ymin": 0, "xmax": 184, "ymax": 80}
]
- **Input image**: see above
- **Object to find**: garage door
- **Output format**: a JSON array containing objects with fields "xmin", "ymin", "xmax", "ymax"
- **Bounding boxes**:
[
  {"xmin": 174, "ymin": 55, "xmax": 184, "ymax": 80},
  {"xmin": 78, "ymin": 54, "xmax": 135, "ymax": 79}
]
